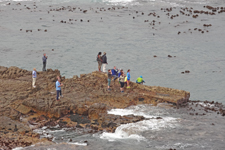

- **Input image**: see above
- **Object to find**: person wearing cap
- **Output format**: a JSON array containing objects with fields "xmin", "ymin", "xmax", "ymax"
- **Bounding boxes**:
[
  {"xmin": 136, "ymin": 76, "xmax": 145, "ymax": 84},
  {"xmin": 32, "ymin": 68, "xmax": 37, "ymax": 88},
  {"xmin": 102, "ymin": 52, "xmax": 108, "ymax": 72}
]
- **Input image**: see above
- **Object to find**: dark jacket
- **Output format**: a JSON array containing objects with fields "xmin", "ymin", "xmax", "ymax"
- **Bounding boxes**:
[
  {"xmin": 102, "ymin": 54, "xmax": 107, "ymax": 63},
  {"xmin": 42, "ymin": 56, "xmax": 47, "ymax": 62}
]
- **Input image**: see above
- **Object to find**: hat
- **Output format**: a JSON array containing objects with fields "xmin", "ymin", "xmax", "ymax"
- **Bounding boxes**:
[
  {"xmin": 140, "ymin": 76, "xmax": 143, "ymax": 78},
  {"xmin": 104, "ymin": 52, "xmax": 106, "ymax": 54}
]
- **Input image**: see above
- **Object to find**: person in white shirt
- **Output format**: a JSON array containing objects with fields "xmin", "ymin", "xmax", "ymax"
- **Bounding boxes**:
[{"xmin": 32, "ymin": 68, "xmax": 37, "ymax": 88}]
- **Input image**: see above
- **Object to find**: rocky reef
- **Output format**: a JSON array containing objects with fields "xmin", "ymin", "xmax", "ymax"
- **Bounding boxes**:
[{"xmin": 0, "ymin": 66, "xmax": 191, "ymax": 149}]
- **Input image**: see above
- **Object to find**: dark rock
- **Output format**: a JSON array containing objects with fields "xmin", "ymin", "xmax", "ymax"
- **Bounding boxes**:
[{"xmin": 69, "ymin": 114, "xmax": 90, "ymax": 124}]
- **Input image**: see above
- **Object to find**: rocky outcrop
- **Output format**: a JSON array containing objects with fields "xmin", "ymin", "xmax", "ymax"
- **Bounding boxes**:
[
  {"xmin": 0, "ymin": 66, "xmax": 191, "ymax": 149},
  {"xmin": 0, "ymin": 116, "xmax": 51, "ymax": 150}
]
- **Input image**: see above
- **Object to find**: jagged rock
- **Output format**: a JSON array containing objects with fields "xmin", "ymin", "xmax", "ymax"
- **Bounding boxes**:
[{"xmin": 0, "ymin": 66, "xmax": 191, "ymax": 148}]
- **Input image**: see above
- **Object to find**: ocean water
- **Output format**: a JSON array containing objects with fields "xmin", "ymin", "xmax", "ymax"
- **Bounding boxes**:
[
  {"xmin": 0, "ymin": 0, "xmax": 225, "ymax": 102},
  {"xmin": 1, "ymin": 0, "xmax": 225, "ymax": 149},
  {"xmin": 13, "ymin": 104, "xmax": 225, "ymax": 150}
]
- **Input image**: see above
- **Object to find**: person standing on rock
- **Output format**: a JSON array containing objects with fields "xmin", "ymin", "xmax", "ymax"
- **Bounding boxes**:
[
  {"xmin": 57, "ymin": 76, "xmax": 63, "ymax": 99},
  {"xmin": 118, "ymin": 69, "xmax": 123, "ymax": 78},
  {"xmin": 97, "ymin": 52, "xmax": 102, "ymax": 72},
  {"xmin": 107, "ymin": 69, "xmax": 112, "ymax": 90},
  {"xmin": 42, "ymin": 53, "xmax": 48, "ymax": 71},
  {"xmin": 127, "ymin": 69, "xmax": 131, "ymax": 88},
  {"xmin": 32, "ymin": 68, "xmax": 37, "ymax": 88},
  {"xmin": 102, "ymin": 52, "xmax": 107, "ymax": 72},
  {"xmin": 119, "ymin": 73, "xmax": 125, "ymax": 93},
  {"xmin": 56, "ymin": 78, "xmax": 63, "ymax": 101}
]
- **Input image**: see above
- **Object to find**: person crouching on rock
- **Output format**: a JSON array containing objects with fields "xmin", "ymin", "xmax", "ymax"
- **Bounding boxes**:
[
  {"xmin": 32, "ymin": 68, "xmax": 37, "ymax": 88},
  {"xmin": 119, "ymin": 73, "xmax": 125, "ymax": 93},
  {"xmin": 107, "ymin": 69, "xmax": 112, "ymax": 90},
  {"xmin": 56, "ymin": 77, "xmax": 63, "ymax": 101},
  {"xmin": 111, "ymin": 66, "xmax": 118, "ymax": 81},
  {"xmin": 97, "ymin": 52, "xmax": 102, "ymax": 72},
  {"xmin": 136, "ymin": 76, "xmax": 145, "ymax": 84},
  {"xmin": 126, "ymin": 69, "xmax": 131, "ymax": 88}
]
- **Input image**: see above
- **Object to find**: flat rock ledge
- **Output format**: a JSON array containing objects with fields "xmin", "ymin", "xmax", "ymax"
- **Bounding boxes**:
[{"xmin": 0, "ymin": 66, "xmax": 190, "ymax": 149}]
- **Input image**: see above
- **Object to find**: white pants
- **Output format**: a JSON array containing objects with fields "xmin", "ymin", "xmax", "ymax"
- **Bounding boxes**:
[
  {"xmin": 102, "ymin": 63, "xmax": 107, "ymax": 72},
  {"xmin": 32, "ymin": 78, "xmax": 36, "ymax": 87}
]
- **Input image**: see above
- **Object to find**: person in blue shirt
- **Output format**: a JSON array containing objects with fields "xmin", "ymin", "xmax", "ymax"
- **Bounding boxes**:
[
  {"xmin": 118, "ymin": 69, "xmax": 123, "ymax": 78},
  {"xmin": 111, "ymin": 66, "xmax": 118, "ymax": 81},
  {"xmin": 32, "ymin": 68, "xmax": 37, "ymax": 88},
  {"xmin": 127, "ymin": 69, "xmax": 131, "ymax": 88},
  {"xmin": 56, "ymin": 78, "xmax": 63, "ymax": 101},
  {"xmin": 136, "ymin": 76, "xmax": 145, "ymax": 84}
]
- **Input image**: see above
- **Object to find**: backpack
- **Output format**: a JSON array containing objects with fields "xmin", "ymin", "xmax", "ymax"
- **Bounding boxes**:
[{"xmin": 96, "ymin": 55, "xmax": 100, "ymax": 61}]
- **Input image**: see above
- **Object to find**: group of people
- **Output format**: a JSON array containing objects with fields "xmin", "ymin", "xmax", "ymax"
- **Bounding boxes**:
[
  {"xmin": 32, "ymin": 53, "xmax": 63, "ymax": 101},
  {"xmin": 32, "ymin": 53, "xmax": 48, "ymax": 88},
  {"xmin": 97, "ymin": 52, "xmax": 145, "ymax": 92},
  {"xmin": 97, "ymin": 52, "xmax": 108, "ymax": 72},
  {"xmin": 31, "ymin": 52, "xmax": 146, "ymax": 101}
]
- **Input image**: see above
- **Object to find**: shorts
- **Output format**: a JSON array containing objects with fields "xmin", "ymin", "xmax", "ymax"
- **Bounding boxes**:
[
  {"xmin": 120, "ymin": 82, "xmax": 124, "ymax": 88},
  {"xmin": 127, "ymin": 79, "xmax": 130, "ymax": 81},
  {"xmin": 98, "ymin": 61, "xmax": 102, "ymax": 69}
]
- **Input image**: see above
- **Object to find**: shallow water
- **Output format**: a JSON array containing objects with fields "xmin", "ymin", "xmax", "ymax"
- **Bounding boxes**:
[{"xmin": 14, "ymin": 104, "xmax": 225, "ymax": 150}]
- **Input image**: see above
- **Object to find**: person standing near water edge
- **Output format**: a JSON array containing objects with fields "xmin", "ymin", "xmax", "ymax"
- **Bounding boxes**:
[
  {"xmin": 56, "ymin": 78, "xmax": 63, "ymax": 101},
  {"xmin": 32, "ymin": 68, "xmax": 37, "ymax": 88},
  {"xmin": 42, "ymin": 53, "xmax": 48, "ymax": 71},
  {"xmin": 102, "ymin": 52, "xmax": 107, "ymax": 72},
  {"xmin": 97, "ymin": 52, "xmax": 102, "ymax": 72},
  {"xmin": 136, "ymin": 76, "xmax": 145, "ymax": 84},
  {"xmin": 127, "ymin": 69, "xmax": 131, "ymax": 88}
]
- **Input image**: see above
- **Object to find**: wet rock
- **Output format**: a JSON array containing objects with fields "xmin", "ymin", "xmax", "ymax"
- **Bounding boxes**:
[{"xmin": 69, "ymin": 114, "xmax": 90, "ymax": 124}]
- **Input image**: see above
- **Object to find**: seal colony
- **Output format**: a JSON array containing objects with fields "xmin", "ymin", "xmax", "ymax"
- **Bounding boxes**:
[{"xmin": 0, "ymin": 66, "xmax": 224, "ymax": 149}]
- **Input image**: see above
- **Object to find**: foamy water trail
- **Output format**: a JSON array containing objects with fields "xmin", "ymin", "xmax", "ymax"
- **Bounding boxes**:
[
  {"xmin": 67, "ymin": 142, "xmax": 87, "ymax": 146},
  {"xmin": 100, "ymin": 105, "xmax": 178, "ymax": 141}
]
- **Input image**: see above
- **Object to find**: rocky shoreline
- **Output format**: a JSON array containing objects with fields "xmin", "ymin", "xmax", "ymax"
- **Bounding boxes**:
[{"xmin": 0, "ymin": 66, "xmax": 224, "ymax": 150}]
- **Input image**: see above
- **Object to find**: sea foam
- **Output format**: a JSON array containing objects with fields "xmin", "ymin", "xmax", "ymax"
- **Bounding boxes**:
[{"xmin": 100, "ymin": 105, "xmax": 178, "ymax": 141}]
